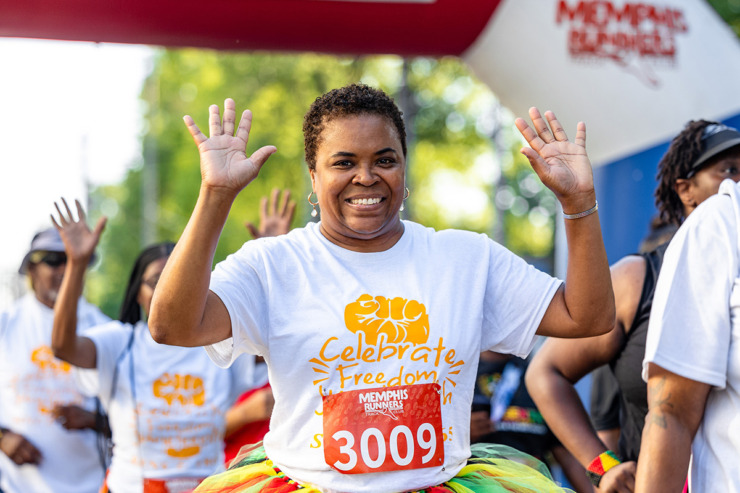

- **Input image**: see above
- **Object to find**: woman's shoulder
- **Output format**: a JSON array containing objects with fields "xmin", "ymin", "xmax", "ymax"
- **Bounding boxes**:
[
  {"xmin": 405, "ymin": 221, "xmax": 491, "ymax": 244},
  {"xmin": 223, "ymin": 224, "xmax": 318, "ymax": 261}
]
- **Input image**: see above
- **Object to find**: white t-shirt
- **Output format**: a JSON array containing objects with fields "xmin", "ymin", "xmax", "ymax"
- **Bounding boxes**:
[
  {"xmin": 207, "ymin": 220, "xmax": 561, "ymax": 493},
  {"xmin": 644, "ymin": 178, "xmax": 740, "ymax": 492},
  {"xmin": 76, "ymin": 320, "xmax": 261, "ymax": 493},
  {"xmin": 0, "ymin": 293, "xmax": 110, "ymax": 493}
]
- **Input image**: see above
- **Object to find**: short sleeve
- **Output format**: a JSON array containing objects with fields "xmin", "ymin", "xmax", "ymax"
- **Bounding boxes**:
[
  {"xmin": 481, "ymin": 240, "xmax": 562, "ymax": 357},
  {"xmin": 207, "ymin": 243, "xmax": 270, "ymax": 367},
  {"xmin": 644, "ymin": 191, "xmax": 737, "ymax": 388},
  {"xmin": 76, "ymin": 321, "xmax": 133, "ymax": 404}
]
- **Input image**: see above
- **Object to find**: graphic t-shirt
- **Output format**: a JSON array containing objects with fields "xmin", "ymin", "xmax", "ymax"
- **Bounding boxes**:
[
  {"xmin": 76, "ymin": 320, "xmax": 260, "ymax": 493},
  {"xmin": 207, "ymin": 220, "xmax": 561, "ymax": 493},
  {"xmin": 0, "ymin": 294, "xmax": 109, "ymax": 493},
  {"xmin": 644, "ymin": 179, "xmax": 740, "ymax": 492}
]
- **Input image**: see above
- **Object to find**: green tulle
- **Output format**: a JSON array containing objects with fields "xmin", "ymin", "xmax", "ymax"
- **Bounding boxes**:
[{"xmin": 194, "ymin": 442, "xmax": 573, "ymax": 493}]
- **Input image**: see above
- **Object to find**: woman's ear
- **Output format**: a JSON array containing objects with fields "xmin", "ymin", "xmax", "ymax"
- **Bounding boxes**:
[{"xmin": 675, "ymin": 178, "xmax": 697, "ymax": 208}]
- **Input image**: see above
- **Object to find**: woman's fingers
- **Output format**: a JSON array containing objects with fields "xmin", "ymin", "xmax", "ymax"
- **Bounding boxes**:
[
  {"xmin": 93, "ymin": 216, "xmax": 108, "ymax": 238},
  {"xmin": 53, "ymin": 202, "xmax": 68, "ymax": 226},
  {"xmin": 235, "ymin": 109, "xmax": 253, "ymax": 143},
  {"xmin": 574, "ymin": 121, "xmax": 587, "ymax": 148},
  {"xmin": 529, "ymin": 107, "xmax": 555, "ymax": 144},
  {"xmin": 249, "ymin": 145, "xmax": 278, "ymax": 170},
  {"xmin": 279, "ymin": 189, "xmax": 292, "ymax": 216},
  {"xmin": 75, "ymin": 199, "xmax": 86, "ymax": 222},
  {"xmin": 61, "ymin": 198, "xmax": 74, "ymax": 222},
  {"xmin": 208, "ymin": 103, "xmax": 223, "ymax": 137},
  {"xmin": 183, "ymin": 115, "xmax": 207, "ymax": 146},
  {"xmin": 515, "ymin": 117, "xmax": 545, "ymax": 154},
  {"xmin": 222, "ymin": 98, "xmax": 236, "ymax": 137},
  {"xmin": 544, "ymin": 111, "xmax": 568, "ymax": 142}
]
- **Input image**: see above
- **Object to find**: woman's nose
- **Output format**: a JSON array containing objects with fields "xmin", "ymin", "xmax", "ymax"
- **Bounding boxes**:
[{"xmin": 352, "ymin": 164, "xmax": 378, "ymax": 185}]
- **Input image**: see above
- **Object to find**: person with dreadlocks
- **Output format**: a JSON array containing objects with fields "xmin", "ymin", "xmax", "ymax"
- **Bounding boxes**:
[
  {"xmin": 526, "ymin": 120, "xmax": 740, "ymax": 492},
  {"xmin": 49, "ymin": 198, "xmax": 264, "ymax": 493},
  {"xmin": 637, "ymin": 121, "xmax": 740, "ymax": 493}
]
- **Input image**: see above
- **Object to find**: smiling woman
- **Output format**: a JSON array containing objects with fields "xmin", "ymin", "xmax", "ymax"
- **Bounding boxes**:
[
  {"xmin": 149, "ymin": 83, "xmax": 614, "ymax": 493},
  {"xmin": 309, "ymin": 113, "xmax": 406, "ymax": 252}
]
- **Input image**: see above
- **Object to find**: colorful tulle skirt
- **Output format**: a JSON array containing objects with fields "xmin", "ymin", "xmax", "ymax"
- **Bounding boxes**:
[{"xmin": 193, "ymin": 442, "xmax": 573, "ymax": 492}]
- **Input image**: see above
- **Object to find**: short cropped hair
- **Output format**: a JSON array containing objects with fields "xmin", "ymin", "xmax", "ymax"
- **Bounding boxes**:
[{"xmin": 303, "ymin": 84, "xmax": 407, "ymax": 170}]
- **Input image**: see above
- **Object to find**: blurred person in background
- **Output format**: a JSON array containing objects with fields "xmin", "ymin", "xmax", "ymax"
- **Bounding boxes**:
[
  {"xmin": 471, "ymin": 351, "xmax": 595, "ymax": 493},
  {"xmin": 526, "ymin": 120, "xmax": 740, "ymax": 492},
  {"xmin": 51, "ymin": 199, "xmax": 264, "ymax": 493},
  {"xmin": 637, "ymin": 124, "xmax": 740, "ymax": 492},
  {"xmin": 0, "ymin": 227, "xmax": 110, "ymax": 493}
]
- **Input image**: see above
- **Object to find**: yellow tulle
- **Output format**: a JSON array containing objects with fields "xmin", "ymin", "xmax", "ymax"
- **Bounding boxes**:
[{"xmin": 194, "ymin": 442, "xmax": 573, "ymax": 492}]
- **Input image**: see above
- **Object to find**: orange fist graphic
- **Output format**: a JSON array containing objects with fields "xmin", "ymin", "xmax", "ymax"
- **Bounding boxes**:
[
  {"xmin": 31, "ymin": 346, "xmax": 71, "ymax": 372},
  {"xmin": 153, "ymin": 373, "xmax": 205, "ymax": 406},
  {"xmin": 344, "ymin": 294, "xmax": 430, "ymax": 345}
]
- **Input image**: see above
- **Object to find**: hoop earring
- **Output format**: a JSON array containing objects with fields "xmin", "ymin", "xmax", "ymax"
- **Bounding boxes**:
[
  {"xmin": 400, "ymin": 187, "xmax": 410, "ymax": 212},
  {"xmin": 307, "ymin": 191, "xmax": 319, "ymax": 218}
]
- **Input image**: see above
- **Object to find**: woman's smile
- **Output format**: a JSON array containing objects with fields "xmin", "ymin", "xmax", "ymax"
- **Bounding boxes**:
[{"xmin": 310, "ymin": 113, "xmax": 406, "ymax": 252}]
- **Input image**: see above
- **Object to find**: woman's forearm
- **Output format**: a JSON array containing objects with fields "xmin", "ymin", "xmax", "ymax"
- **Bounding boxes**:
[
  {"xmin": 635, "ymin": 366, "xmax": 709, "ymax": 492},
  {"xmin": 149, "ymin": 186, "xmax": 235, "ymax": 347},
  {"xmin": 555, "ymin": 192, "xmax": 615, "ymax": 338},
  {"xmin": 51, "ymin": 259, "xmax": 97, "ymax": 368},
  {"xmin": 526, "ymin": 359, "xmax": 607, "ymax": 467}
]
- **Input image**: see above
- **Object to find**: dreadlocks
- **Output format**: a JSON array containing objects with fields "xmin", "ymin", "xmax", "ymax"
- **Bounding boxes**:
[{"xmin": 655, "ymin": 120, "xmax": 717, "ymax": 226}]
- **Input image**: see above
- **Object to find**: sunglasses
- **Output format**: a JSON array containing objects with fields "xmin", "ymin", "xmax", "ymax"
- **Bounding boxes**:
[{"xmin": 30, "ymin": 251, "xmax": 68, "ymax": 268}]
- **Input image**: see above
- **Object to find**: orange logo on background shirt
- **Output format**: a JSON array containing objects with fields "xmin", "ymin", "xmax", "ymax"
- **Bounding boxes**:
[
  {"xmin": 31, "ymin": 346, "xmax": 71, "ymax": 372},
  {"xmin": 167, "ymin": 445, "xmax": 201, "ymax": 458},
  {"xmin": 345, "ymin": 294, "xmax": 430, "ymax": 345},
  {"xmin": 153, "ymin": 373, "xmax": 205, "ymax": 406}
]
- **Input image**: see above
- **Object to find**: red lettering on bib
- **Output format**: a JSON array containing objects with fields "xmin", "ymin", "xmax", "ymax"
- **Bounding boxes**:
[{"xmin": 322, "ymin": 383, "xmax": 444, "ymax": 474}]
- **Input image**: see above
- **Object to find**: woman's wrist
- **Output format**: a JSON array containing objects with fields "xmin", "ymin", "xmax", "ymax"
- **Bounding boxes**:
[
  {"xmin": 559, "ymin": 191, "xmax": 597, "ymax": 217},
  {"xmin": 586, "ymin": 450, "xmax": 622, "ymax": 487}
]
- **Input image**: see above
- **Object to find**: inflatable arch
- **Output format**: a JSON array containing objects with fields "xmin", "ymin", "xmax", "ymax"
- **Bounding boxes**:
[{"xmin": 3, "ymin": 0, "xmax": 740, "ymax": 261}]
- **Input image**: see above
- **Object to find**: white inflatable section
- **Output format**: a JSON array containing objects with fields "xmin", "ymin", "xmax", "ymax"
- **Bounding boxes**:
[{"xmin": 463, "ymin": 0, "xmax": 740, "ymax": 166}]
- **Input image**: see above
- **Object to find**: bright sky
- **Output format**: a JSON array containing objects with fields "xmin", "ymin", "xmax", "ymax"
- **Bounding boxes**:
[{"xmin": 0, "ymin": 38, "xmax": 153, "ymax": 289}]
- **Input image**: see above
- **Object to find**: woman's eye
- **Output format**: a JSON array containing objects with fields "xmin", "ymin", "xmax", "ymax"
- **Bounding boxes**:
[
  {"xmin": 377, "ymin": 157, "xmax": 395, "ymax": 166},
  {"xmin": 722, "ymin": 167, "xmax": 739, "ymax": 175},
  {"xmin": 334, "ymin": 160, "xmax": 353, "ymax": 168}
]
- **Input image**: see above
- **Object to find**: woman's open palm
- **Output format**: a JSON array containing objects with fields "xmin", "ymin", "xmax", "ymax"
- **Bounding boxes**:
[
  {"xmin": 515, "ymin": 107, "xmax": 593, "ymax": 201},
  {"xmin": 50, "ymin": 198, "xmax": 106, "ymax": 263},
  {"xmin": 184, "ymin": 98, "xmax": 276, "ymax": 196}
]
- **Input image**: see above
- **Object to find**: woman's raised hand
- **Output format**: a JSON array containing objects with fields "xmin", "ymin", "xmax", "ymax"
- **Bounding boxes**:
[
  {"xmin": 515, "ymin": 108, "xmax": 594, "ymax": 210},
  {"xmin": 245, "ymin": 188, "xmax": 296, "ymax": 239},
  {"xmin": 184, "ymin": 99, "xmax": 277, "ymax": 196},
  {"xmin": 50, "ymin": 198, "xmax": 107, "ymax": 264}
]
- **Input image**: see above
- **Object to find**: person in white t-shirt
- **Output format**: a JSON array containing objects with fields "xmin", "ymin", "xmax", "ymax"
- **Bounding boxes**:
[
  {"xmin": 637, "ymin": 130, "xmax": 740, "ymax": 491},
  {"xmin": 49, "ymin": 200, "xmax": 262, "ymax": 493},
  {"xmin": 148, "ymin": 84, "xmax": 615, "ymax": 493},
  {"xmin": 0, "ymin": 228, "xmax": 110, "ymax": 493}
]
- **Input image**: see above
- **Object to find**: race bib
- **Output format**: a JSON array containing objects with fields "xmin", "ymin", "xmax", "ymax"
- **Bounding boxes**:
[{"xmin": 322, "ymin": 383, "xmax": 444, "ymax": 474}]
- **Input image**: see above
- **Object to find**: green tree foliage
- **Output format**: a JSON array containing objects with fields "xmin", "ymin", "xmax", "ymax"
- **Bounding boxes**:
[
  {"xmin": 86, "ymin": 51, "xmax": 557, "ymax": 316},
  {"xmin": 707, "ymin": 0, "xmax": 740, "ymax": 36}
]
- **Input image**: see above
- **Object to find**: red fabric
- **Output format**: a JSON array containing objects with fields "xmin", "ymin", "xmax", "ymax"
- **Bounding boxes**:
[
  {"xmin": 0, "ymin": 0, "xmax": 502, "ymax": 56},
  {"xmin": 224, "ymin": 383, "xmax": 271, "ymax": 464},
  {"xmin": 261, "ymin": 476, "xmax": 301, "ymax": 493}
]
